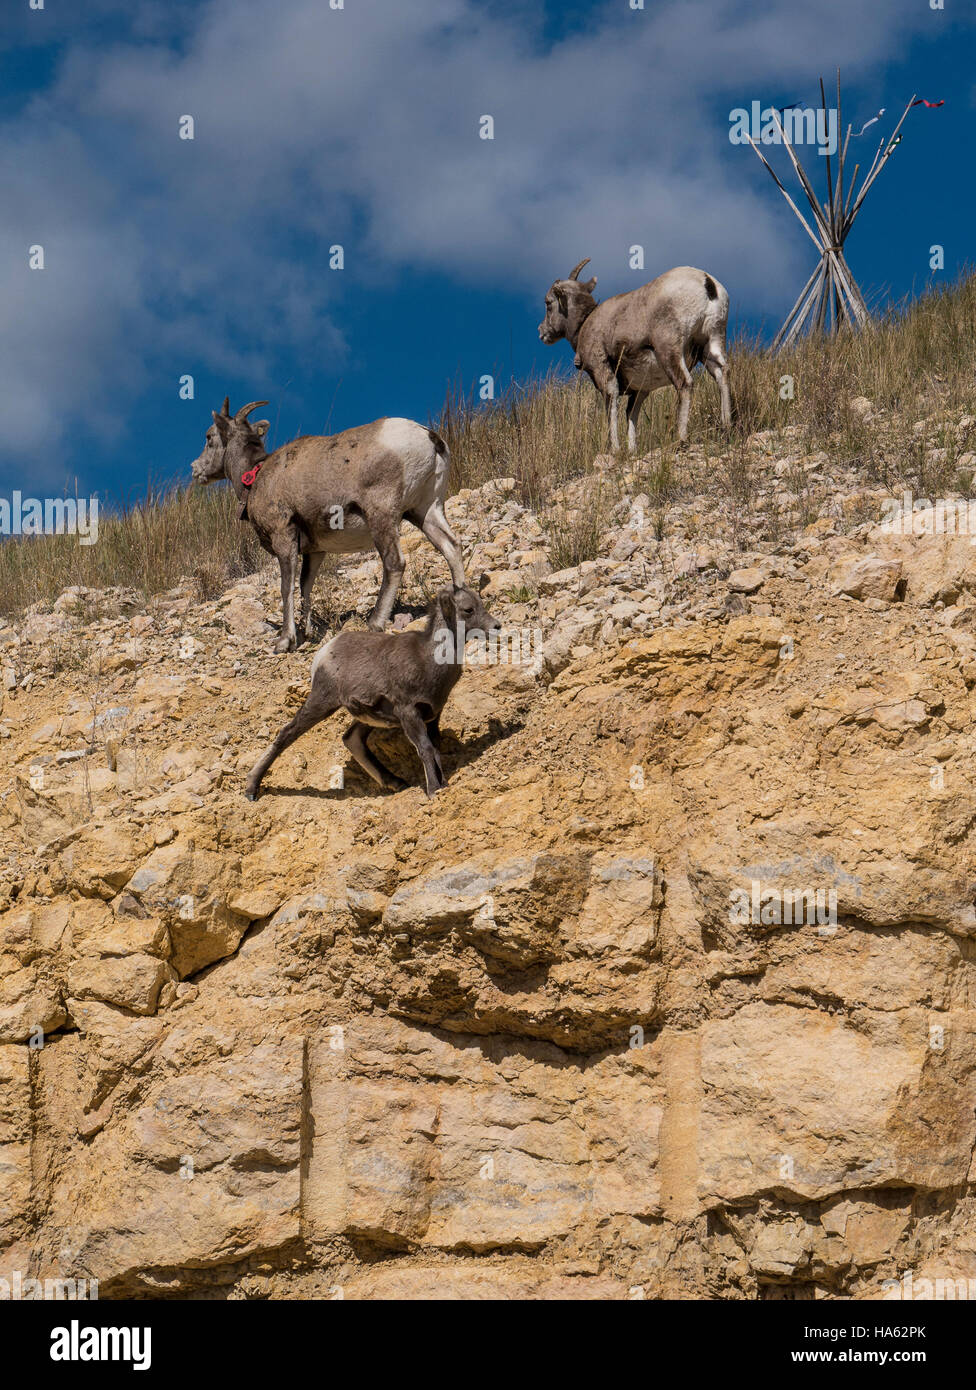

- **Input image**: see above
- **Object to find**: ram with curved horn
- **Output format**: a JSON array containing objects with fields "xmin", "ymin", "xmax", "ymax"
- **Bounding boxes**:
[
  {"xmin": 189, "ymin": 401, "xmax": 465, "ymax": 653},
  {"xmin": 538, "ymin": 257, "xmax": 731, "ymax": 449}
]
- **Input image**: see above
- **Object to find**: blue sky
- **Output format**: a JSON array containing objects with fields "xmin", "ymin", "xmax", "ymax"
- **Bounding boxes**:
[{"xmin": 1, "ymin": 0, "xmax": 973, "ymax": 504}]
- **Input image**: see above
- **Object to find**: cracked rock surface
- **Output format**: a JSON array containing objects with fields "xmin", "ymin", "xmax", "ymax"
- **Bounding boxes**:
[{"xmin": 4, "ymin": 440, "xmax": 976, "ymax": 1299}]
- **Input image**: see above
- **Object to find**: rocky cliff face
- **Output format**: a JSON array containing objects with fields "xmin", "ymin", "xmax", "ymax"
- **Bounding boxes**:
[{"xmin": 4, "ymin": 425, "xmax": 976, "ymax": 1299}]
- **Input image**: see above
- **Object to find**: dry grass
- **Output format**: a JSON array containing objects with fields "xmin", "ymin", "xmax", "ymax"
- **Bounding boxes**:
[
  {"xmin": 440, "ymin": 372, "xmax": 609, "ymax": 509},
  {"xmin": 441, "ymin": 272, "xmax": 976, "ymax": 487},
  {"xmin": 2, "ymin": 273, "xmax": 975, "ymax": 619},
  {"xmin": 440, "ymin": 272, "xmax": 976, "ymax": 557},
  {"xmin": 542, "ymin": 484, "xmax": 614, "ymax": 571},
  {"xmin": 0, "ymin": 483, "xmax": 264, "ymax": 620}
]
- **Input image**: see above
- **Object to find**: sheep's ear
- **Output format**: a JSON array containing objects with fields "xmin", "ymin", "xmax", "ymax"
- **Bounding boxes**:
[
  {"xmin": 554, "ymin": 287, "xmax": 568, "ymax": 314},
  {"xmin": 221, "ymin": 397, "xmax": 231, "ymax": 416},
  {"xmin": 583, "ymin": 276, "xmax": 597, "ymax": 292},
  {"xmin": 253, "ymin": 420, "xmax": 270, "ymax": 437},
  {"xmin": 477, "ymin": 573, "xmax": 489, "ymax": 592},
  {"xmin": 212, "ymin": 410, "xmax": 229, "ymax": 433}
]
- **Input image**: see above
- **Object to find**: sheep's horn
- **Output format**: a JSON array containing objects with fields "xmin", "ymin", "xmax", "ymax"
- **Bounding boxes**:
[
  {"xmin": 568, "ymin": 258, "xmax": 591, "ymax": 281},
  {"xmin": 235, "ymin": 400, "xmax": 269, "ymax": 422}
]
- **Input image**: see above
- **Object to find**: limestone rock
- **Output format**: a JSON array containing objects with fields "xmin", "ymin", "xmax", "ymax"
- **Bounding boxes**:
[
  {"xmin": 67, "ymin": 954, "xmax": 171, "ymax": 1016},
  {"xmin": 829, "ymin": 555, "xmax": 904, "ymax": 602},
  {"xmin": 728, "ymin": 567, "xmax": 765, "ymax": 595},
  {"xmin": 6, "ymin": 442, "xmax": 976, "ymax": 1298}
]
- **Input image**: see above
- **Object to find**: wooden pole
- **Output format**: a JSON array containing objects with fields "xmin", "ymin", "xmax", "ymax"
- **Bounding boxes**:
[
  {"xmin": 782, "ymin": 289, "xmax": 820, "ymax": 347},
  {"xmin": 845, "ymin": 94, "xmax": 916, "ymax": 228},
  {"xmin": 748, "ymin": 75, "xmax": 918, "ymax": 348},
  {"xmin": 843, "ymin": 162, "xmax": 860, "ymax": 221},
  {"xmin": 769, "ymin": 108, "xmax": 834, "ymax": 244},
  {"xmin": 833, "ymin": 71, "xmax": 847, "ymax": 217},
  {"xmin": 821, "ymin": 78, "xmax": 837, "ymax": 240},
  {"xmin": 744, "ymin": 132, "xmax": 828, "ymax": 258},
  {"xmin": 853, "ymin": 135, "xmax": 889, "ymax": 211},
  {"xmin": 814, "ymin": 262, "xmax": 831, "ymax": 334},
  {"xmin": 836, "ymin": 250, "xmax": 869, "ymax": 318},
  {"xmin": 825, "ymin": 249, "xmax": 869, "ymax": 327},
  {"xmin": 768, "ymin": 106, "xmax": 869, "ymax": 329},
  {"xmin": 772, "ymin": 260, "xmax": 824, "ymax": 350},
  {"xmin": 780, "ymin": 261, "xmax": 828, "ymax": 349}
]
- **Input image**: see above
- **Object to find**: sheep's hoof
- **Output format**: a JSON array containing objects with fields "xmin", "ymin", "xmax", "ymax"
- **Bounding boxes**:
[
  {"xmin": 366, "ymin": 617, "xmax": 385, "ymax": 632},
  {"xmin": 274, "ymin": 635, "xmax": 295, "ymax": 654},
  {"xmin": 244, "ymin": 786, "xmax": 259, "ymax": 802}
]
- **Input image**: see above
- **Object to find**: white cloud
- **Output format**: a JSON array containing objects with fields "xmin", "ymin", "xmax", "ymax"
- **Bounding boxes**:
[{"xmin": 0, "ymin": 0, "xmax": 951, "ymax": 484}]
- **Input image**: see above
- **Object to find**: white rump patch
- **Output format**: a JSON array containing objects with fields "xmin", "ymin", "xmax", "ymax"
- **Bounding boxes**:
[
  {"xmin": 310, "ymin": 636, "xmax": 338, "ymax": 683},
  {"xmin": 378, "ymin": 417, "xmax": 429, "ymax": 453},
  {"xmin": 379, "ymin": 417, "xmax": 442, "ymax": 510}
]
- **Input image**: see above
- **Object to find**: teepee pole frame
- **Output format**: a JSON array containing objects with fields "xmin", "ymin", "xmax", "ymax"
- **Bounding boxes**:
[{"xmin": 746, "ymin": 72, "xmax": 917, "ymax": 349}]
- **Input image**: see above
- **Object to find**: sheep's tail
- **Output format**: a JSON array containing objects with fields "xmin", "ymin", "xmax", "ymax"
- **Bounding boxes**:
[
  {"xmin": 428, "ymin": 427, "xmax": 449, "ymax": 457},
  {"xmin": 427, "ymin": 427, "xmax": 453, "ymax": 499},
  {"xmin": 701, "ymin": 272, "xmax": 730, "ymax": 343}
]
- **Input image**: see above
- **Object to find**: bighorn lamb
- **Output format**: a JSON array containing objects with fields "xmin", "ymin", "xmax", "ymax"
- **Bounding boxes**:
[
  {"xmin": 190, "ymin": 400, "xmax": 465, "ymax": 652},
  {"xmin": 245, "ymin": 584, "xmax": 500, "ymax": 801},
  {"xmin": 538, "ymin": 259, "xmax": 731, "ymax": 449}
]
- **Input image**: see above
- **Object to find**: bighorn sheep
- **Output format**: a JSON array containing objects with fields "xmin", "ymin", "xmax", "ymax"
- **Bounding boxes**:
[
  {"xmin": 245, "ymin": 584, "xmax": 499, "ymax": 801},
  {"xmin": 189, "ymin": 400, "xmax": 465, "ymax": 652},
  {"xmin": 538, "ymin": 259, "xmax": 731, "ymax": 449}
]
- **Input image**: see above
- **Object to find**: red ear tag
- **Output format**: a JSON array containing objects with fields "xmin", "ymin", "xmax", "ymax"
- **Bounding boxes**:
[{"xmin": 241, "ymin": 462, "xmax": 262, "ymax": 487}]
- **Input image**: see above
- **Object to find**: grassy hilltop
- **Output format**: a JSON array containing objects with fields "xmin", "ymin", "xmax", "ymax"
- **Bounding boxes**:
[{"xmin": 1, "ymin": 272, "xmax": 974, "ymax": 619}]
